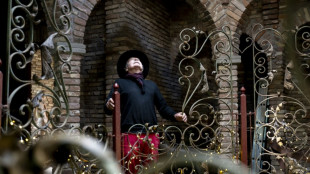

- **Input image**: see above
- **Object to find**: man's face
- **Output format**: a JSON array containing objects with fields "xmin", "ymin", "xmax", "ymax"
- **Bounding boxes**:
[{"xmin": 126, "ymin": 57, "xmax": 143, "ymax": 73}]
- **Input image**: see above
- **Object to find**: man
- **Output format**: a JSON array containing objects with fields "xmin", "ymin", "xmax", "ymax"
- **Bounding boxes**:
[{"xmin": 104, "ymin": 50, "xmax": 187, "ymax": 173}]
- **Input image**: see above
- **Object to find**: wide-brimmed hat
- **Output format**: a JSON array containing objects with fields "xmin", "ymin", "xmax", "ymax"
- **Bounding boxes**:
[{"xmin": 117, "ymin": 50, "xmax": 149, "ymax": 78}]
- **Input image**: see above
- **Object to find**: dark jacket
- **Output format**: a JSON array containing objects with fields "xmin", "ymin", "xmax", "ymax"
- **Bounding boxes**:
[{"xmin": 104, "ymin": 78, "xmax": 176, "ymax": 132}]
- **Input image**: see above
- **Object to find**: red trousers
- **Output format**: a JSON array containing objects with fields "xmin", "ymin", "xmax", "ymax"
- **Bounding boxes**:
[{"xmin": 122, "ymin": 133, "xmax": 159, "ymax": 174}]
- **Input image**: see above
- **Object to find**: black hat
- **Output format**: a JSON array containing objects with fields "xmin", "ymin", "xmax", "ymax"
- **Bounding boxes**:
[{"xmin": 117, "ymin": 50, "xmax": 149, "ymax": 78}]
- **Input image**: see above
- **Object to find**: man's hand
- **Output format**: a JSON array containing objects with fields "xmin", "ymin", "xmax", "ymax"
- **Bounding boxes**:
[
  {"xmin": 106, "ymin": 98, "xmax": 115, "ymax": 110},
  {"xmin": 174, "ymin": 112, "xmax": 187, "ymax": 122}
]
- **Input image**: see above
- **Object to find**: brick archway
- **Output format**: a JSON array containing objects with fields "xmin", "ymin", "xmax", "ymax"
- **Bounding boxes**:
[{"xmin": 80, "ymin": 0, "xmax": 106, "ymax": 127}]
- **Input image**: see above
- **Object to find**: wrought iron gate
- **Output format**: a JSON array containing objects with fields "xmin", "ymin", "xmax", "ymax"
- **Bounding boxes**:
[
  {"xmin": 0, "ymin": 0, "xmax": 309, "ymax": 174},
  {"xmin": 0, "ymin": 0, "xmax": 114, "ymax": 173},
  {"xmin": 242, "ymin": 24, "xmax": 310, "ymax": 174}
]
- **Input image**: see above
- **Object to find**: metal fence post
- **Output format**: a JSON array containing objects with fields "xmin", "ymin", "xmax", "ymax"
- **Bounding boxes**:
[
  {"xmin": 113, "ymin": 83, "xmax": 121, "ymax": 161},
  {"xmin": 240, "ymin": 87, "xmax": 248, "ymax": 166}
]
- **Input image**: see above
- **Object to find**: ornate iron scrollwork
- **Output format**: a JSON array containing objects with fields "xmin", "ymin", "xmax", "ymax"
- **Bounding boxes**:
[
  {"xmin": 237, "ymin": 23, "xmax": 310, "ymax": 174},
  {"xmin": 116, "ymin": 26, "xmax": 237, "ymax": 173},
  {"xmin": 1, "ymin": 0, "xmax": 111, "ymax": 173},
  {"xmin": 5, "ymin": 0, "xmax": 73, "ymax": 141}
]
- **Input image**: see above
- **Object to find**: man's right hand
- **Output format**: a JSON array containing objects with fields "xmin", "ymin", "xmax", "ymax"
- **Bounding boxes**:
[{"xmin": 106, "ymin": 98, "xmax": 115, "ymax": 110}]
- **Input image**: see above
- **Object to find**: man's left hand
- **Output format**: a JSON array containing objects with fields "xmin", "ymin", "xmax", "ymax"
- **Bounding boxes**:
[{"xmin": 174, "ymin": 112, "xmax": 187, "ymax": 122}]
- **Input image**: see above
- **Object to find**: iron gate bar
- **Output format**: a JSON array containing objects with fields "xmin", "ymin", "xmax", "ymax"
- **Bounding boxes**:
[
  {"xmin": 0, "ymin": 59, "xmax": 2, "ymax": 135},
  {"xmin": 3, "ymin": 0, "xmax": 12, "ymax": 133},
  {"xmin": 240, "ymin": 87, "xmax": 248, "ymax": 165},
  {"xmin": 113, "ymin": 82, "xmax": 121, "ymax": 161}
]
